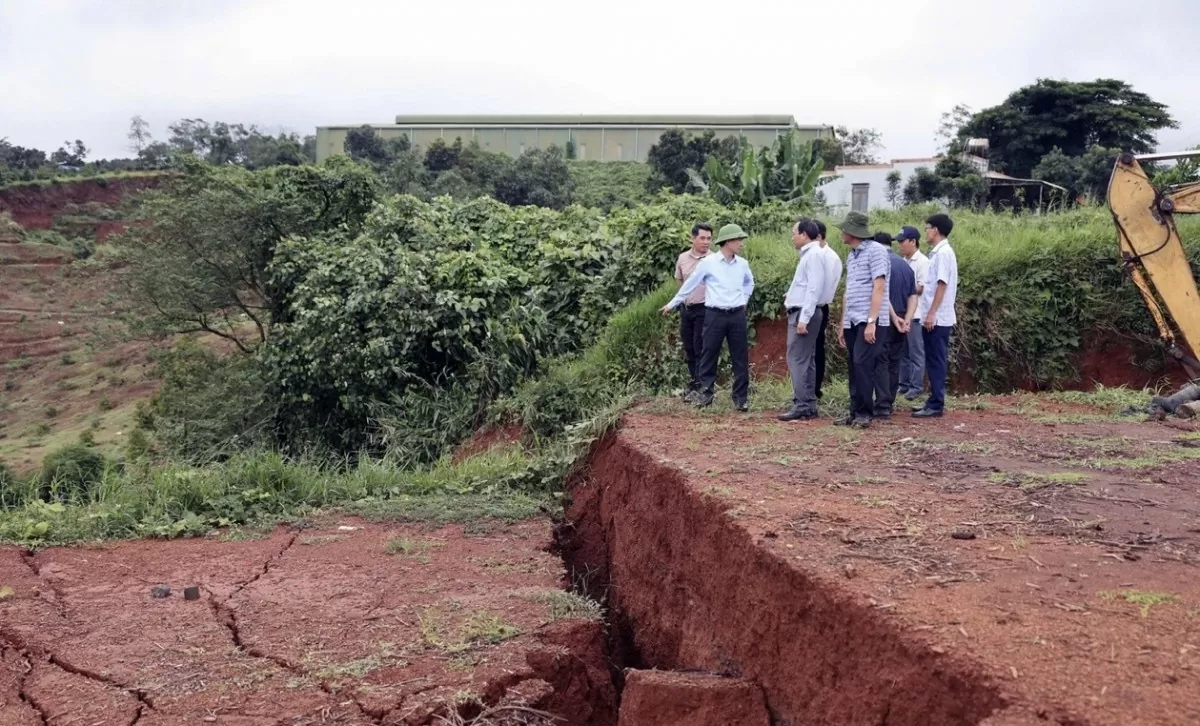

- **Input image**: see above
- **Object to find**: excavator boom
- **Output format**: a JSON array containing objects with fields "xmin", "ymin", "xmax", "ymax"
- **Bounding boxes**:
[{"xmin": 1107, "ymin": 152, "xmax": 1200, "ymax": 379}]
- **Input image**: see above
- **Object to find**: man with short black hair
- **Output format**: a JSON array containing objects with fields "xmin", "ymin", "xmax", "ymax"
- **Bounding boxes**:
[
  {"xmin": 835, "ymin": 211, "xmax": 889, "ymax": 428},
  {"xmin": 913, "ymin": 213, "xmax": 958, "ymax": 419},
  {"xmin": 895, "ymin": 226, "xmax": 929, "ymax": 399},
  {"xmin": 661, "ymin": 224, "xmax": 755, "ymax": 412},
  {"xmin": 812, "ymin": 219, "xmax": 842, "ymax": 400},
  {"xmin": 872, "ymin": 232, "xmax": 917, "ymax": 418},
  {"xmin": 674, "ymin": 223, "xmax": 714, "ymax": 399},
  {"xmin": 778, "ymin": 218, "xmax": 827, "ymax": 421}
]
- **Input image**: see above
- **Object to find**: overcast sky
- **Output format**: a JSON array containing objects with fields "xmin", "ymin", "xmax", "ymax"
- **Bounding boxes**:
[{"xmin": 3, "ymin": 0, "xmax": 1198, "ymax": 162}]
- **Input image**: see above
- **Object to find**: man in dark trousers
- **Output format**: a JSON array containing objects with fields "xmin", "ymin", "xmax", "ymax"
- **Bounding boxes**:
[
  {"xmin": 674, "ymin": 223, "xmax": 714, "ymax": 400},
  {"xmin": 813, "ymin": 219, "xmax": 842, "ymax": 400},
  {"xmin": 835, "ymin": 212, "xmax": 890, "ymax": 428},
  {"xmin": 661, "ymin": 224, "xmax": 755, "ymax": 411},
  {"xmin": 872, "ymin": 232, "xmax": 917, "ymax": 418},
  {"xmin": 913, "ymin": 213, "xmax": 959, "ymax": 418}
]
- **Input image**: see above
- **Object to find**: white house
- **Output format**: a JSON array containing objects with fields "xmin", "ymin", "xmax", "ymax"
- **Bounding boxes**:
[{"xmin": 819, "ymin": 155, "xmax": 989, "ymax": 214}]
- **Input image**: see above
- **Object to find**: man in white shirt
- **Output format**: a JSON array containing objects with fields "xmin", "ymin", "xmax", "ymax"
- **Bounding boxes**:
[
  {"xmin": 895, "ymin": 226, "xmax": 930, "ymax": 400},
  {"xmin": 812, "ymin": 219, "xmax": 843, "ymax": 400},
  {"xmin": 779, "ymin": 218, "xmax": 828, "ymax": 421},
  {"xmin": 913, "ymin": 214, "xmax": 959, "ymax": 419},
  {"xmin": 661, "ymin": 224, "xmax": 755, "ymax": 412},
  {"xmin": 674, "ymin": 223, "xmax": 714, "ymax": 397}
]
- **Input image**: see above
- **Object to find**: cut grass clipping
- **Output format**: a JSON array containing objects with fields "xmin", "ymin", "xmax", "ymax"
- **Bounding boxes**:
[{"xmin": 987, "ymin": 470, "xmax": 1089, "ymax": 491}]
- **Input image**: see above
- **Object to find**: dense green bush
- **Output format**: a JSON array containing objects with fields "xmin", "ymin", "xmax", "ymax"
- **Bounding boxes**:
[
  {"xmin": 41, "ymin": 444, "xmax": 110, "ymax": 502},
  {"xmin": 568, "ymin": 161, "xmax": 652, "ymax": 210}
]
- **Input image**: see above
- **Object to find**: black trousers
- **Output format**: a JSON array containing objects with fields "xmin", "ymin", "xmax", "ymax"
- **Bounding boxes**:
[
  {"xmin": 698, "ymin": 307, "xmax": 750, "ymax": 404},
  {"xmin": 815, "ymin": 303, "xmax": 830, "ymax": 399},
  {"xmin": 845, "ymin": 322, "xmax": 882, "ymax": 419},
  {"xmin": 872, "ymin": 325, "xmax": 906, "ymax": 415},
  {"xmin": 680, "ymin": 304, "xmax": 706, "ymax": 389}
]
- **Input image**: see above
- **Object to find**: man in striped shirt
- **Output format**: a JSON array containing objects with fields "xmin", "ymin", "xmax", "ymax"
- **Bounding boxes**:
[
  {"xmin": 778, "ymin": 218, "xmax": 828, "ymax": 421},
  {"xmin": 835, "ymin": 211, "xmax": 890, "ymax": 428}
]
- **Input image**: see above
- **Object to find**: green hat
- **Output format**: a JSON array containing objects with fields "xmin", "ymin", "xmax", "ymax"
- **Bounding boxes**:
[
  {"xmin": 714, "ymin": 223, "xmax": 748, "ymax": 245},
  {"xmin": 835, "ymin": 211, "xmax": 871, "ymax": 239}
]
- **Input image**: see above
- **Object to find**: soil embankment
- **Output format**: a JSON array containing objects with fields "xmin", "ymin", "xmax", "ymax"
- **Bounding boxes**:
[
  {"xmin": 561, "ymin": 401, "xmax": 1200, "ymax": 725},
  {"xmin": 0, "ymin": 175, "xmax": 165, "ymax": 241}
]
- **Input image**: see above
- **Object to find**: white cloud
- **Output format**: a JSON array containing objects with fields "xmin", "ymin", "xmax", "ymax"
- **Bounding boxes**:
[{"xmin": 1, "ymin": 0, "xmax": 1198, "ymax": 160}]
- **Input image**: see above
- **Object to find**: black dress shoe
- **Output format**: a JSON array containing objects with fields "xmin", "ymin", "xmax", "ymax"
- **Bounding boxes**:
[
  {"xmin": 735, "ymin": 401, "xmax": 750, "ymax": 413},
  {"xmin": 850, "ymin": 417, "xmax": 871, "ymax": 429},
  {"xmin": 692, "ymin": 393, "xmax": 715, "ymax": 408},
  {"xmin": 911, "ymin": 407, "xmax": 943, "ymax": 418},
  {"xmin": 873, "ymin": 410, "xmax": 892, "ymax": 419},
  {"xmin": 834, "ymin": 415, "xmax": 854, "ymax": 426},
  {"xmin": 778, "ymin": 409, "xmax": 816, "ymax": 422}
]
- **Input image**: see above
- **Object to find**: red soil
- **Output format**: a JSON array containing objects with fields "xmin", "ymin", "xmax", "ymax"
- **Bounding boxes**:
[
  {"xmin": 452, "ymin": 423, "xmax": 525, "ymax": 464},
  {"xmin": 562, "ymin": 400, "xmax": 1200, "ymax": 726},
  {"xmin": 750, "ymin": 317, "xmax": 1191, "ymax": 393},
  {"xmin": 0, "ymin": 176, "xmax": 165, "ymax": 236},
  {"xmin": 617, "ymin": 670, "xmax": 769, "ymax": 726},
  {"xmin": 0, "ymin": 517, "xmax": 615, "ymax": 725}
]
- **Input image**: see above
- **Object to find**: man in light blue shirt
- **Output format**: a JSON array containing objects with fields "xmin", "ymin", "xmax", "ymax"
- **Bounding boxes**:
[
  {"xmin": 835, "ymin": 211, "xmax": 889, "ymax": 428},
  {"xmin": 779, "ymin": 218, "xmax": 827, "ymax": 421},
  {"xmin": 913, "ymin": 213, "xmax": 959, "ymax": 418},
  {"xmin": 661, "ymin": 223, "xmax": 755, "ymax": 411}
]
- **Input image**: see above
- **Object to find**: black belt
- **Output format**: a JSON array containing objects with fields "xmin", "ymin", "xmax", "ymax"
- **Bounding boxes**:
[
  {"xmin": 684, "ymin": 302, "xmax": 705, "ymax": 309},
  {"xmin": 707, "ymin": 305, "xmax": 745, "ymax": 313},
  {"xmin": 788, "ymin": 304, "xmax": 829, "ymax": 314}
]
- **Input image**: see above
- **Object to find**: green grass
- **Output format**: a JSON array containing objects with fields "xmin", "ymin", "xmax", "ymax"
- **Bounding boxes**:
[
  {"xmin": 416, "ymin": 608, "xmax": 522, "ymax": 653},
  {"xmin": 383, "ymin": 538, "xmax": 445, "ymax": 562},
  {"xmin": 1068, "ymin": 446, "xmax": 1200, "ymax": 470},
  {"xmin": 524, "ymin": 590, "xmax": 604, "ymax": 621},
  {"xmin": 987, "ymin": 470, "xmax": 1090, "ymax": 491},
  {"xmin": 1099, "ymin": 589, "xmax": 1178, "ymax": 618}
]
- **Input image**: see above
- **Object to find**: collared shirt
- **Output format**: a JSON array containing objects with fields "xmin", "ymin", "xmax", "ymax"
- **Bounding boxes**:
[
  {"xmin": 842, "ymin": 239, "xmax": 891, "ymax": 328},
  {"xmin": 917, "ymin": 239, "xmax": 958, "ymax": 326},
  {"xmin": 887, "ymin": 250, "xmax": 917, "ymax": 320},
  {"xmin": 674, "ymin": 249, "xmax": 713, "ymax": 305},
  {"xmin": 667, "ymin": 252, "xmax": 754, "ymax": 310},
  {"xmin": 783, "ymin": 241, "xmax": 826, "ymax": 324},
  {"xmin": 906, "ymin": 249, "xmax": 931, "ymax": 298},
  {"xmin": 818, "ymin": 243, "xmax": 843, "ymax": 305}
]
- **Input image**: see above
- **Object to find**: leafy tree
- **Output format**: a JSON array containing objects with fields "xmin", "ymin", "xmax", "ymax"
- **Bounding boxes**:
[
  {"xmin": 343, "ymin": 125, "xmax": 411, "ymax": 168},
  {"xmin": 885, "ymin": 170, "xmax": 902, "ymax": 208},
  {"xmin": 118, "ymin": 156, "xmax": 379, "ymax": 353},
  {"xmin": 902, "ymin": 157, "xmax": 986, "ymax": 208},
  {"xmin": 815, "ymin": 126, "xmax": 883, "ymax": 167},
  {"xmin": 936, "ymin": 104, "xmax": 973, "ymax": 152},
  {"xmin": 959, "ymin": 78, "xmax": 1177, "ymax": 178},
  {"xmin": 1032, "ymin": 145, "xmax": 1120, "ymax": 203},
  {"xmin": 0, "ymin": 139, "xmax": 48, "ymax": 170},
  {"xmin": 493, "ymin": 146, "xmax": 573, "ymax": 209},
  {"xmin": 128, "ymin": 115, "xmax": 153, "ymax": 154},
  {"xmin": 424, "ymin": 137, "xmax": 463, "ymax": 173},
  {"xmin": 51, "ymin": 140, "xmax": 89, "ymax": 167},
  {"xmin": 645, "ymin": 129, "xmax": 724, "ymax": 193}
]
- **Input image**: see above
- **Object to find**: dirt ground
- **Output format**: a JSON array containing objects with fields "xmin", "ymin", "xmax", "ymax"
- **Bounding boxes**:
[
  {"xmin": 565, "ymin": 396, "xmax": 1200, "ymax": 726},
  {"xmin": 0, "ymin": 517, "xmax": 615, "ymax": 725}
]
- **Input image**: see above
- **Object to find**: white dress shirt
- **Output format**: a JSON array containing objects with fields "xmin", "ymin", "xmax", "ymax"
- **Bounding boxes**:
[
  {"xmin": 917, "ymin": 240, "xmax": 958, "ymax": 326},
  {"xmin": 818, "ymin": 243, "xmax": 842, "ymax": 305},
  {"xmin": 667, "ymin": 252, "xmax": 755, "ymax": 310},
  {"xmin": 783, "ymin": 241, "xmax": 827, "ymax": 324}
]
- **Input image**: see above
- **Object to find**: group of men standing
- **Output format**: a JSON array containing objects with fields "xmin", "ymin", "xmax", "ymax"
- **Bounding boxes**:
[{"xmin": 660, "ymin": 211, "xmax": 959, "ymax": 429}]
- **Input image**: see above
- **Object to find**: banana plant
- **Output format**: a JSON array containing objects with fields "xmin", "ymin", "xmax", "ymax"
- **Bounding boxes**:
[{"xmin": 685, "ymin": 131, "xmax": 824, "ymax": 208}]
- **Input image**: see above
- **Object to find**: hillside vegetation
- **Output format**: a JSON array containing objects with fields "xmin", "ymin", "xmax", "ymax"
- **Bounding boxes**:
[{"xmin": 1, "ymin": 157, "xmax": 1196, "ymax": 545}]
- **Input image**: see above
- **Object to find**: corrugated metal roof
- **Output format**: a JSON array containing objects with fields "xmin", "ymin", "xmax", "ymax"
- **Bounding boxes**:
[{"xmin": 389, "ymin": 114, "xmax": 811, "ymax": 127}]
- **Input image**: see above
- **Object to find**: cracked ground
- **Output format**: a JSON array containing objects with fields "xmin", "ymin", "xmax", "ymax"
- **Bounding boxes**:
[{"xmin": 0, "ymin": 517, "xmax": 606, "ymax": 725}]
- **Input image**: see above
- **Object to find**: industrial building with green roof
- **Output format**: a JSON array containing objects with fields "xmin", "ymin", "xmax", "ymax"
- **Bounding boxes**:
[{"xmin": 315, "ymin": 115, "xmax": 833, "ymax": 163}]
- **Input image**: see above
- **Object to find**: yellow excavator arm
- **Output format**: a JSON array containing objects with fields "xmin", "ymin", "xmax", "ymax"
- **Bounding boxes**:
[{"xmin": 1108, "ymin": 151, "xmax": 1200, "ymax": 381}]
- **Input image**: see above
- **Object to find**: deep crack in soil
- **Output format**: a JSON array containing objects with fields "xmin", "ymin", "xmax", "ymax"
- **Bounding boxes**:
[{"xmin": 558, "ymin": 403, "xmax": 1200, "ymax": 726}]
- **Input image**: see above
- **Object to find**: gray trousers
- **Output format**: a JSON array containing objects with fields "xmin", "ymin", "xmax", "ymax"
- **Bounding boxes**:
[
  {"xmin": 899, "ymin": 318, "xmax": 925, "ymax": 394},
  {"xmin": 786, "ymin": 307, "xmax": 824, "ymax": 413}
]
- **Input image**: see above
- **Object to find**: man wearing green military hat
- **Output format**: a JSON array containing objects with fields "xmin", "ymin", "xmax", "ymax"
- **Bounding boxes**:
[{"xmin": 661, "ymin": 223, "xmax": 756, "ymax": 411}]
